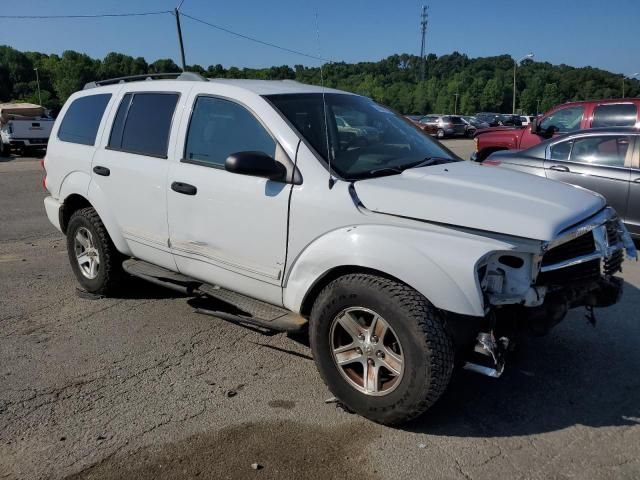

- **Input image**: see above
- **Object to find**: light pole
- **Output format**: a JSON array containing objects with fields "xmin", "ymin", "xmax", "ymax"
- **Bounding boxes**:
[
  {"xmin": 622, "ymin": 72, "xmax": 639, "ymax": 98},
  {"xmin": 513, "ymin": 53, "xmax": 534, "ymax": 114},
  {"xmin": 34, "ymin": 67, "xmax": 42, "ymax": 106},
  {"xmin": 536, "ymin": 98, "xmax": 541, "ymax": 115},
  {"xmin": 454, "ymin": 93, "xmax": 459, "ymax": 114}
]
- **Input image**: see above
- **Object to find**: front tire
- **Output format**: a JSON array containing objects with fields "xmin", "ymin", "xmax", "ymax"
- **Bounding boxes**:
[
  {"xmin": 66, "ymin": 207, "xmax": 123, "ymax": 295},
  {"xmin": 436, "ymin": 129, "xmax": 445, "ymax": 139},
  {"xmin": 310, "ymin": 273, "xmax": 454, "ymax": 425}
]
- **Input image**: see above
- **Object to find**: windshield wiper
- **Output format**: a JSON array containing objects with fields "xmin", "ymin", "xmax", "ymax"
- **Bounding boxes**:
[
  {"xmin": 404, "ymin": 156, "xmax": 456, "ymax": 170},
  {"xmin": 365, "ymin": 166, "xmax": 405, "ymax": 177}
]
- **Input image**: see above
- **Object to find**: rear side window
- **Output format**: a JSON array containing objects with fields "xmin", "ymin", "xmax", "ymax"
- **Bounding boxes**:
[
  {"xmin": 57, "ymin": 94, "xmax": 111, "ymax": 145},
  {"xmin": 450, "ymin": 116, "xmax": 464, "ymax": 124},
  {"xmin": 108, "ymin": 92, "xmax": 179, "ymax": 158},
  {"xmin": 591, "ymin": 104, "xmax": 637, "ymax": 128},
  {"xmin": 569, "ymin": 135, "xmax": 630, "ymax": 167},
  {"xmin": 184, "ymin": 96, "xmax": 276, "ymax": 167}
]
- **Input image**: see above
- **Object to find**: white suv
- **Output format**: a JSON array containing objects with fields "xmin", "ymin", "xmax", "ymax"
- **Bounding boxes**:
[{"xmin": 43, "ymin": 72, "xmax": 635, "ymax": 424}]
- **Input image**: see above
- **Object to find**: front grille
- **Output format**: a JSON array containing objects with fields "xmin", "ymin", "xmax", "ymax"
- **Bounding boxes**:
[
  {"xmin": 537, "ymin": 259, "xmax": 601, "ymax": 286},
  {"xmin": 604, "ymin": 249, "xmax": 624, "ymax": 275},
  {"xmin": 541, "ymin": 232, "xmax": 596, "ymax": 267},
  {"xmin": 606, "ymin": 220, "xmax": 620, "ymax": 245}
]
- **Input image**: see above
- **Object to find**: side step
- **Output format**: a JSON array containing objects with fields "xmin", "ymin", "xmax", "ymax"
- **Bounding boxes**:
[
  {"xmin": 123, "ymin": 259, "xmax": 201, "ymax": 294},
  {"xmin": 197, "ymin": 284, "xmax": 307, "ymax": 333},
  {"xmin": 122, "ymin": 259, "xmax": 307, "ymax": 333}
]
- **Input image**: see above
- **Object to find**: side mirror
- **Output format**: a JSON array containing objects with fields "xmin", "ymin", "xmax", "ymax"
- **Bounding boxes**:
[
  {"xmin": 530, "ymin": 118, "xmax": 538, "ymax": 134},
  {"xmin": 225, "ymin": 151, "xmax": 287, "ymax": 182}
]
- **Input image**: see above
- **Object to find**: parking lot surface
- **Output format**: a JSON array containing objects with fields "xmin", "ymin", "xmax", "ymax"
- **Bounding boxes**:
[{"xmin": 1, "ymin": 148, "xmax": 639, "ymax": 479}]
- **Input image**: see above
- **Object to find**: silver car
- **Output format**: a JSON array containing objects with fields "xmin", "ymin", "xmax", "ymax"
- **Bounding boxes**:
[{"xmin": 485, "ymin": 127, "xmax": 640, "ymax": 239}]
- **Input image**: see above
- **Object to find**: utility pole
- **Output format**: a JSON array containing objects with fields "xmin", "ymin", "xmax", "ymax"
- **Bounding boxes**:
[
  {"xmin": 174, "ymin": 8, "xmax": 186, "ymax": 71},
  {"xmin": 454, "ymin": 93, "xmax": 459, "ymax": 114},
  {"xmin": 536, "ymin": 98, "xmax": 541, "ymax": 115},
  {"xmin": 513, "ymin": 53, "xmax": 534, "ymax": 114},
  {"xmin": 419, "ymin": 5, "xmax": 428, "ymax": 82},
  {"xmin": 33, "ymin": 68, "xmax": 42, "ymax": 106}
]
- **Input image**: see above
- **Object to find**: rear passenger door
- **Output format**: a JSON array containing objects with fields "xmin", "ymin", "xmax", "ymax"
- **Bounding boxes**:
[
  {"xmin": 89, "ymin": 86, "xmax": 188, "ymax": 269},
  {"xmin": 544, "ymin": 134, "xmax": 632, "ymax": 219}
]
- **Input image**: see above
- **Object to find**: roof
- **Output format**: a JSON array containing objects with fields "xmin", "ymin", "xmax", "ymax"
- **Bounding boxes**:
[
  {"xmin": 205, "ymin": 78, "xmax": 351, "ymax": 96},
  {"xmin": 82, "ymin": 72, "xmax": 352, "ymax": 97}
]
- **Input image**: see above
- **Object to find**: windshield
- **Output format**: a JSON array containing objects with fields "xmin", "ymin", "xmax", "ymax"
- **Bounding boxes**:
[{"xmin": 265, "ymin": 93, "xmax": 459, "ymax": 180}]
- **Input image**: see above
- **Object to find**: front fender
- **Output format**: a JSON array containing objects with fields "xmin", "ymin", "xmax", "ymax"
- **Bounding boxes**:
[{"xmin": 283, "ymin": 224, "xmax": 517, "ymax": 317}]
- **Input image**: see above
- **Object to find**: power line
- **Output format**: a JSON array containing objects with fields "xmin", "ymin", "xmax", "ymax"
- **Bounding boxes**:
[
  {"xmin": 180, "ymin": 12, "xmax": 332, "ymax": 62},
  {"xmin": 0, "ymin": 11, "xmax": 171, "ymax": 19}
]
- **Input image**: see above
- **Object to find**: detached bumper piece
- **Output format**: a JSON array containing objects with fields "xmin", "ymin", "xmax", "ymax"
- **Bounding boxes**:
[{"xmin": 463, "ymin": 331, "xmax": 509, "ymax": 378}]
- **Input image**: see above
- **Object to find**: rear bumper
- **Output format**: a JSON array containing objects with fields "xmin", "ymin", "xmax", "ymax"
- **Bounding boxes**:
[
  {"xmin": 44, "ymin": 196, "xmax": 62, "ymax": 232},
  {"xmin": 8, "ymin": 138, "xmax": 49, "ymax": 148}
]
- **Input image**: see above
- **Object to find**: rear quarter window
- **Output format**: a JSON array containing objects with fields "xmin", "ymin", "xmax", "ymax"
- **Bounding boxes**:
[
  {"xmin": 591, "ymin": 104, "xmax": 638, "ymax": 128},
  {"xmin": 57, "ymin": 94, "xmax": 111, "ymax": 146}
]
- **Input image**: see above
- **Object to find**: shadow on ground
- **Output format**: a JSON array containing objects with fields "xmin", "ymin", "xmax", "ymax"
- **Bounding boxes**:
[{"xmin": 407, "ymin": 279, "xmax": 640, "ymax": 437}]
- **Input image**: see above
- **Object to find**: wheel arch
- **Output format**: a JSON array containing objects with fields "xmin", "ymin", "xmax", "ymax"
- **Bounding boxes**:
[
  {"xmin": 59, "ymin": 190, "xmax": 130, "ymax": 255},
  {"xmin": 283, "ymin": 225, "xmax": 502, "ymax": 318}
]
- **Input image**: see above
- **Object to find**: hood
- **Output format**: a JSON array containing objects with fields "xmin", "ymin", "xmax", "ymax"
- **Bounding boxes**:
[{"xmin": 354, "ymin": 161, "xmax": 605, "ymax": 241}]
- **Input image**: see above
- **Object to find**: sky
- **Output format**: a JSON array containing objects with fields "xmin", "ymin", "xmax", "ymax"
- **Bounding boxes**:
[{"xmin": 1, "ymin": 0, "xmax": 638, "ymax": 76}]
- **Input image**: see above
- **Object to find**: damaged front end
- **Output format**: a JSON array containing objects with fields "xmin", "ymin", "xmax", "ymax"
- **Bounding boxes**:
[{"xmin": 464, "ymin": 207, "xmax": 636, "ymax": 377}]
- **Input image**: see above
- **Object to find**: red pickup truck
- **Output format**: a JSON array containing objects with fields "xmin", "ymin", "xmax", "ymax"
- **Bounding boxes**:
[{"xmin": 472, "ymin": 98, "xmax": 640, "ymax": 161}]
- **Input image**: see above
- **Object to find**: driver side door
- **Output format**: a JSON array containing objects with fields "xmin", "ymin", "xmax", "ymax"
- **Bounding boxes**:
[{"xmin": 167, "ymin": 94, "xmax": 292, "ymax": 305}]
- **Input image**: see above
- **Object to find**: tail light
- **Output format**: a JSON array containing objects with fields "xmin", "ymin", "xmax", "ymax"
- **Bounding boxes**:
[{"xmin": 483, "ymin": 159, "xmax": 502, "ymax": 166}]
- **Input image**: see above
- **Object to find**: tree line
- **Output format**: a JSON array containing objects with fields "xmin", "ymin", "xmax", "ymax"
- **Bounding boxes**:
[{"xmin": 1, "ymin": 45, "xmax": 638, "ymax": 116}]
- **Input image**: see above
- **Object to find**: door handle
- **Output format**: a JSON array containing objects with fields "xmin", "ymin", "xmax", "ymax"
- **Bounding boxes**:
[
  {"xmin": 93, "ymin": 166, "xmax": 110, "ymax": 176},
  {"xmin": 171, "ymin": 181, "xmax": 197, "ymax": 196},
  {"xmin": 549, "ymin": 165, "xmax": 570, "ymax": 172}
]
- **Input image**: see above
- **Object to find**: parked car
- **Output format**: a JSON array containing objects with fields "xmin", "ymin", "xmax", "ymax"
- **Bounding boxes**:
[
  {"xmin": 415, "ymin": 114, "xmax": 466, "ymax": 138},
  {"xmin": 461, "ymin": 116, "xmax": 490, "ymax": 137},
  {"xmin": 473, "ymin": 98, "xmax": 640, "ymax": 161},
  {"xmin": 42, "ymin": 72, "xmax": 634, "ymax": 425},
  {"xmin": 520, "ymin": 115, "xmax": 536, "ymax": 126},
  {"xmin": 475, "ymin": 112, "xmax": 503, "ymax": 127},
  {"xmin": 484, "ymin": 127, "xmax": 640, "ymax": 239},
  {"xmin": 499, "ymin": 114, "xmax": 523, "ymax": 127},
  {"xmin": 404, "ymin": 114, "xmax": 423, "ymax": 122},
  {"xmin": 0, "ymin": 103, "xmax": 54, "ymax": 156},
  {"xmin": 335, "ymin": 115, "xmax": 380, "ymax": 145}
]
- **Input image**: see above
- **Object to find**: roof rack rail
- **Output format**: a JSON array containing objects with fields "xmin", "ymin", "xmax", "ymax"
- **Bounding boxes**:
[{"xmin": 83, "ymin": 71, "xmax": 207, "ymax": 90}]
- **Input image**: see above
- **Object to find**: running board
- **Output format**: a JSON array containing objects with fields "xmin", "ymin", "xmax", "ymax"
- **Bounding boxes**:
[
  {"xmin": 197, "ymin": 284, "xmax": 307, "ymax": 333},
  {"xmin": 123, "ymin": 258, "xmax": 201, "ymax": 294},
  {"xmin": 122, "ymin": 259, "xmax": 307, "ymax": 333}
]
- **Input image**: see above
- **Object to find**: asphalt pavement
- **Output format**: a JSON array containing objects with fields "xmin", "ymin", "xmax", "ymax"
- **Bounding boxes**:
[{"xmin": 1, "ymin": 147, "xmax": 639, "ymax": 479}]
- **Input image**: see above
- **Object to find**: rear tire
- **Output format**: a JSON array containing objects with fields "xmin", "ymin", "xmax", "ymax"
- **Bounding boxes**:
[
  {"xmin": 310, "ymin": 273, "xmax": 454, "ymax": 425},
  {"xmin": 0, "ymin": 142, "xmax": 10, "ymax": 157},
  {"xmin": 66, "ymin": 207, "xmax": 124, "ymax": 295}
]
